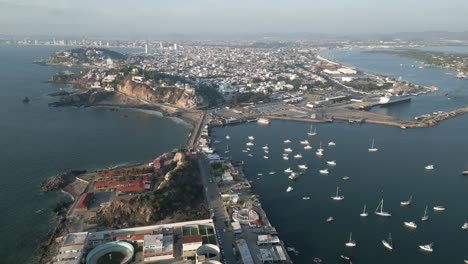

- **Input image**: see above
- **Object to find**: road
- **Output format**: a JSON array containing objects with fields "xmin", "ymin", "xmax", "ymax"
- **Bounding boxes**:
[{"xmin": 197, "ymin": 155, "xmax": 238, "ymax": 264}]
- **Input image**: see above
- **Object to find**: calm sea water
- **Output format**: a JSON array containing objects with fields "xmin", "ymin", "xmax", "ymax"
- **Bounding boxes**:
[
  {"xmin": 321, "ymin": 48, "xmax": 468, "ymax": 120},
  {"xmin": 212, "ymin": 46, "xmax": 468, "ymax": 263},
  {"xmin": 0, "ymin": 45, "xmax": 189, "ymax": 263},
  {"xmin": 211, "ymin": 117, "xmax": 468, "ymax": 264}
]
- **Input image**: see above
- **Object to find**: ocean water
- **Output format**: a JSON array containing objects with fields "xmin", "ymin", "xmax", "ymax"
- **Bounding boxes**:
[
  {"xmin": 211, "ymin": 116, "xmax": 468, "ymax": 264},
  {"xmin": 321, "ymin": 47, "xmax": 468, "ymax": 120},
  {"xmin": 0, "ymin": 45, "xmax": 189, "ymax": 263}
]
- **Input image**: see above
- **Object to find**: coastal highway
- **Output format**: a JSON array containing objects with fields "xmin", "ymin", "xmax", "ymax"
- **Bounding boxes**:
[{"xmin": 197, "ymin": 155, "xmax": 238, "ymax": 264}]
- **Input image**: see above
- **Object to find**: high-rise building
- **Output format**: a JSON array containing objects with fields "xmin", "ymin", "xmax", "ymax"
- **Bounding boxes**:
[
  {"xmin": 145, "ymin": 44, "xmax": 148, "ymax": 54},
  {"xmin": 174, "ymin": 43, "xmax": 177, "ymax": 50},
  {"xmin": 159, "ymin": 42, "xmax": 163, "ymax": 49}
]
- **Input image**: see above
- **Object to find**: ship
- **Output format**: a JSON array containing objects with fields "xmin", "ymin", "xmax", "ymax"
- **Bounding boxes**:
[
  {"xmin": 257, "ymin": 118, "xmax": 271, "ymax": 125},
  {"xmin": 379, "ymin": 92, "xmax": 411, "ymax": 105}
]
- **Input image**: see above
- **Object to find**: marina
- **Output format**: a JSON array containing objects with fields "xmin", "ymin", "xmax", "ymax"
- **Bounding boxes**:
[{"xmin": 209, "ymin": 114, "xmax": 468, "ymax": 263}]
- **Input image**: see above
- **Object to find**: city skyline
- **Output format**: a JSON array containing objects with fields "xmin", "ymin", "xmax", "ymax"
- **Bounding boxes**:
[{"xmin": 1, "ymin": 0, "xmax": 468, "ymax": 37}]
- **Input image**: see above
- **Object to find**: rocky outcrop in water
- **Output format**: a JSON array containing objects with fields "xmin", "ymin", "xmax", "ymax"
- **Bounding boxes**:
[{"xmin": 41, "ymin": 170, "xmax": 86, "ymax": 192}]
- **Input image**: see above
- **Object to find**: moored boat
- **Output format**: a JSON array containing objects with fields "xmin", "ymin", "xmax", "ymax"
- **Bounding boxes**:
[
  {"xmin": 375, "ymin": 199, "xmax": 391, "ymax": 217},
  {"xmin": 433, "ymin": 205, "xmax": 446, "ymax": 211},
  {"xmin": 461, "ymin": 222, "xmax": 468, "ymax": 230},
  {"xmin": 418, "ymin": 243, "xmax": 433, "ymax": 252},
  {"xmin": 425, "ymin": 164, "xmax": 434, "ymax": 170},
  {"xmin": 304, "ymin": 145, "xmax": 312, "ymax": 150},
  {"xmin": 345, "ymin": 232, "xmax": 356, "ymax": 247},
  {"xmin": 404, "ymin": 221, "xmax": 417, "ymax": 229},
  {"xmin": 400, "ymin": 195, "xmax": 412, "ymax": 206},
  {"xmin": 319, "ymin": 168, "xmax": 329, "ymax": 174},
  {"xmin": 360, "ymin": 204, "xmax": 368, "ymax": 217},
  {"xmin": 326, "ymin": 160, "xmax": 336, "ymax": 166},
  {"xmin": 368, "ymin": 139, "xmax": 378, "ymax": 152},
  {"xmin": 331, "ymin": 186, "xmax": 344, "ymax": 201},
  {"xmin": 326, "ymin": 216, "xmax": 334, "ymax": 223},
  {"xmin": 382, "ymin": 233, "xmax": 393, "ymax": 250},
  {"xmin": 286, "ymin": 186, "xmax": 294, "ymax": 193}
]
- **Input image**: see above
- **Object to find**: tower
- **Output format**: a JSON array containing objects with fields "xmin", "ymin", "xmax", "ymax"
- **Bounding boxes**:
[{"xmin": 145, "ymin": 43, "xmax": 148, "ymax": 54}]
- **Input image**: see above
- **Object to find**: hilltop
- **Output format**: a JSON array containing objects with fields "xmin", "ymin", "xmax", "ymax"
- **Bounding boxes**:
[{"xmin": 47, "ymin": 47, "xmax": 126, "ymax": 67}]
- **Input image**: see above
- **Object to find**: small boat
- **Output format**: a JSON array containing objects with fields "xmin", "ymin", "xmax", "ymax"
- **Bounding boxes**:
[
  {"xmin": 340, "ymin": 255, "xmax": 351, "ymax": 261},
  {"xmin": 342, "ymin": 176, "xmax": 350, "ymax": 181},
  {"xmin": 246, "ymin": 147, "xmax": 251, "ymax": 151},
  {"xmin": 242, "ymin": 149, "xmax": 248, "ymax": 153},
  {"xmin": 294, "ymin": 154, "xmax": 302, "ymax": 159},
  {"xmin": 283, "ymin": 156, "xmax": 289, "ymax": 160},
  {"xmin": 400, "ymin": 195, "xmax": 412, "ymax": 206},
  {"xmin": 421, "ymin": 205, "xmax": 429, "ymax": 221},
  {"xmin": 319, "ymin": 169, "xmax": 329, "ymax": 174},
  {"xmin": 419, "ymin": 243, "xmax": 433, "ymax": 252},
  {"xmin": 269, "ymin": 171, "xmax": 276, "ymax": 175},
  {"xmin": 300, "ymin": 140, "xmax": 310, "ymax": 145},
  {"xmin": 360, "ymin": 204, "xmax": 368, "ymax": 217},
  {"xmin": 263, "ymin": 156, "xmax": 269, "ymax": 159},
  {"xmin": 317, "ymin": 142, "xmax": 324, "ymax": 152},
  {"xmin": 308, "ymin": 125, "xmax": 317, "ymax": 136},
  {"xmin": 425, "ymin": 164, "xmax": 434, "ymax": 170},
  {"xmin": 326, "ymin": 216, "xmax": 334, "ymax": 223},
  {"xmin": 284, "ymin": 148, "xmax": 293, "ymax": 153},
  {"xmin": 462, "ymin": 222, "xmax": 468, "ymax": 230},
  {"xmin": 315, "ymin": 150, "xmax": 323, "ymax": 156},
  {"xmin": 22, "ymin": 96, "xmax": 30, "ymax": 104},
  {"xmin": 284, "ymin": 168, "xmax": 293, "ymax": 173},
  {"xmin": 286, "ymin": 186, "xmax": 294, "ymax": 193},
  {"xmin": 464, "ymin": 260, "xmax": 468, "ymax": 264},
  {"xmin": 248, "ymin": 153, "xmax": 253, "ymax": 157},
  {"xmin": 283, "ymin": 139, "xmax": 291, "ymax": 144},
  {"xmin": 298, "ymin": 164, "xmax": 308, "ymax": 170},
  {"xmin": 433, "ymin": 205, "xmax": 446, "ymax": 211},
  {"xmin": 226, "ymin": 135, "xmax": 230, "ymax": 140},
  {"xmin": 224, "ymin": 145, "xmax": 230, "ymax": 154},
  {"xmin": 246, "ymin": 142, "xmax": 254, "ymax": 146},
  {"xmin": 257, "ymin": 173, "xmax": 263, "ymax": 176},
  {"xmin": 264, "ymin": 150, "xmax": 269, "ymax": 154},
  {"xmin": 368, "ymin": 139, "xmax": 378, "ymax": 152},
  {"xmin": 331, "ymin": 186, "xmax": 344, "ymax": 201},
  {"xmin": 289, "ymin": 172, "xmax": 300, "ymax": 180},
  {"xmin": 262, "ymin": 145, "xmax": 269, "ymax": 150},
  {"xmin": 382, "ymin": 233, "xmax": 393, "ymax": 250},
  {"xmin": 375, "ymin": 199, "xmax": 391, "ymax": 217},
  {"xmin": 462, "ymin": 169, "xmax": 468, "ymax": 175},
  {"xmin": 248, "ymin": 136, "xmax": 255, "ymax": 141},
  {"xmin": 213, "ymin": 140, "xmax": 221, "ymax": 144},
  {"xmin": 345, "ymin": 232, "xmax": 356, "ymax": 247},
  {"xmin": 326, "ymin": 160, "xmax": 336, "ymax": 166},
  {"xmin": 328, "ymin": 141, "xmax": 336, "ymax": 146},
  {"xmin": 404, "ymin": 221, "xmax": 418, "ymax": 229},
  {"xmin": 304, "ymin": 145, "xmax": 312, "ymax": 150},
  {"xmin": 302, "ymin": 197, "xmax": 310, "ymax": 200},
  {"xmin": 313, "ymin": 257, "xmax": 322, "ymax": 264}
]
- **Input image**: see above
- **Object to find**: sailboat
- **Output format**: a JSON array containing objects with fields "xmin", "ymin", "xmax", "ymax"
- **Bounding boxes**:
[
  {"xmin": 226, "ymin": 135, "xmax": 230, "ymax": 140},
  {"xmin": 294, "ymin": 154, "xmax": 302, "ymax": 159},
  {"xmin": 400, "ymin": 195, "xmax": 412, "ymax": 206},
  {"xmin": 382, "ymin": 233, "xmax": 393, "ymax": 250},
  {"xmin": 300, "ymin": 140, "xmax": 310, "ymax": 145},
  {"xmin": 319, "ymin": 168, "xmax": 329, "ymax": 174},
  {"xmin": 360, "ymin": 205, "xmax": 368, "ymax": 217},
  {"xmin": 262, "ymin": 144, "xmax": 269, "ymax": 150},
  {"xmin": 248, "ymin": 136, "xmax": 254, "ymax": 141},
  {"xmin": 298, "ymin": 164, "xmax": 308, "ymax": 170},
  {"xmin": 283, "ymin": 139, "xmax": 291, "ymax": 144},
  {"xmin": 331, "ymin": 186, "xmax": 344, "ymax": 201},
  {"xmin": 308, "ymin": 125, "xmax": 317, "ymax": 136},
  {"xmin": 326, "ymin": 160, "xmax": 336, "ymax": 166},
  {"xmin": 318, "ymin": 141, "xmax": 324, "ymax": 152},
  {"xmin": 368, "ymin": 139, "xmax": 378, "ymax": 152},
  {"xmin": 404, "ymin": 221, "xmax": 417, "ymax": 229},
  {"xmin": 304, "ymin": 145, "xmax": 312, "ymax": 150},
  {"xmin": 421, "ymin": 205, "xmax": 429, "ymax": 221},
  {"xmin": 418, "ymin": 243, "xmax": 433, "ymax": 252},
  {"xmin": 345, "ymin": 232, "xmax": 357, "ymax": 247},
  {"xmin": 462, "ymin": 222, "xmax": 468, "ymax": 230},
  {"xmin": 374, "ymin": 199, "xmax": 391, "ymax": 217},
  {"xmin": 224, "ymin": 144, "xmax": 230, "ymax": 154}
]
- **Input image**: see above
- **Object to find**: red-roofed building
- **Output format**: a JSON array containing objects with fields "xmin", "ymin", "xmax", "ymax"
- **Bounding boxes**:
[
  {"xmin": 182, "ymin": 235, "xmax": 203, "ymax": 253},
  {"xmin": 94, "ymin": 176, "xmax": 153, "ymax": 195},
  {"xmin": 75, "ymin": 193, "xmax": 94, "ymax": 212}
]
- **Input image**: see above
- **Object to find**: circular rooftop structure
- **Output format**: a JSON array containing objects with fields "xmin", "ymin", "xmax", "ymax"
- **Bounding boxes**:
[
  {"xmin": 232, "ymin": 208, "xmax": 259, "ymax": 224},
  {"xmin": 86, "ymin": 241, "xmax": 134, "ymax": 264},
  {"xmin": 196, "ymin": 244, "xmax": 221, "ymax": 262}
]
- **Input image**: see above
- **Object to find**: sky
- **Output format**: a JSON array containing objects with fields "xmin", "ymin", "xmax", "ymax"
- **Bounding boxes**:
[{"xmin": 1, "ymin": 0, "xmax": 467, "ymax": 37}]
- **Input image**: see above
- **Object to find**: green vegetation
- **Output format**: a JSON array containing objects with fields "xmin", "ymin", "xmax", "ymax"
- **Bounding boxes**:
[
  {"xmin": 196, "ymin": 83, "xmax": 225, "ymax": 107},
  {"xmin": 230, "ymin": 92, "xmax": 271, "ymax": 106},
  {"xmin": 346, "ymin": 80, "xmax": 393, "ymax": 92},
  {"xmin": 365, "ymin": 49, "xmax": 468, "ymax": 72}
]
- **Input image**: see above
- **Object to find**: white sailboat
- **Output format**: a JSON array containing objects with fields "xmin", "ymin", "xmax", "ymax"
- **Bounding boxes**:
[
  {"xmin": 308, "ymin": 125, "xmax": 317, "ymax": 136},
  {"xmin": 404, "ymin": 221, "xmax": 418, "ymax": 229},
  {"xmin": 419, "ymin": 243, "xmax": 433, "ymax": 252},
  {"xmin": 283, "ymin": 139, "xmax": 291, "ymax": 144},
  {"xmin": 425, "ymin": 164, "xmax": 434, "ymax": 170},
  {"xmin": 331, "ymin": 186, "xmax": 344, "ymax": 201},
  {"xmin": 421, "ymin": 205, "xmax": 429, "ymax": 221},
  {"xmin": 283, "ymin": 156, "xmax": 289, "ymax": 160},
  {"xmin": 289, "ymin": 172, "xmax": 300, "ymax": 180},
  {"xmin": 360, "ymin": 205, "xmax": 368, "ymax": 217},
  {"xmin": 433, "ymin": 205, "xmax": 446, "ymax": 211},
  {"xmin": 326, "ymin": 160, "xmax": 336, "ymax": 166},
  {"xmin": 226, "ymin": 135, "xmax": 230, "ymax": 140},
  {"xmin": 462, "ymin": 222, "xmax": 468, "ymax": 230},
  {"xmin": 298, "ymin": 164, "xmax": 308, "ymax": 170},
  {"xmin": 374, "ymin": 199, "xmax": 391, "ymax": 217},
  {"xmin": 248, "ymin": 136, "xmax": 255, "ymax": 141},
  {"xmin": 400, "ymin": 195, "xmax": 412, "ymax": 206},
  {"xmin": 284, "ymin": 168, "xmax": 293, "ymax": 173},
  {"xmin": 318, "ymin": 141, "xmax": 324, "ymax": 152},
  {"xmin": 304, "ymin": 145, "xmax": 312, "ymax": 150},
  {"xmin": 246, "ymin": 142, "xmax": 254, "ymax": 146},
  {"xmin": 263, "ymin": 156, "xmax": 269, "ymax": 159},
  {"xmin": 300, "ymin": 140, "xmax": 310, "ymax": 145},
  {"xmin": 382, "ymin": 233, "xmax": 393, "ymax": 250},
  {"xmin": 319, "ymin": 168, "xmax": 329, "ymax": 174},
  {"xmin": 284, "ymin": 148, "xmax": 293, "ymax": 153},
  {"xmin": 224, "ymin": 144, "xmax": 230, "ymax": 154},
  {"xmin": 368, "ymin": 139, "xmax": 378, "ymax": 152},
  {"xmin": 262, "ymin": 145, "xmax": 269, "ymax": 150},
  {"xmin": 315, "ymin": 150, "xmax": 323, "ymax": 156},
  {"xmin": 294, "ymin": 154, "xmax": 302, "ymax": 159},
  {"xmin": 345, "ymin": 232, "xmax": 357, "ymax": 247},
  {"xmin": 286, "ymin": 186, "xmax": 294, "ymax": 193},
  {"xmin": 328, "ymin": 141, "xmax": 336, "ymax": 146}
]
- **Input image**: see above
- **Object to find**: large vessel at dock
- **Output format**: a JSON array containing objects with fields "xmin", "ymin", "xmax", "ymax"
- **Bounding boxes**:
[
  {"xmin": 257, "ymin": 118, "xmax": 271, "ymax": 125},
  {"xmin": 379, "ymin": 93, "xmax": 411, "ymax": 105}
]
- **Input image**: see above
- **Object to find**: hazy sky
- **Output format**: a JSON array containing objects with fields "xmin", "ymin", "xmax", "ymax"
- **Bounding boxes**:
[{"xmin": 1, "ymin": 0, "xmax": 467, "ymax": 37}]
